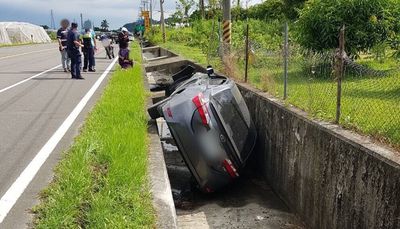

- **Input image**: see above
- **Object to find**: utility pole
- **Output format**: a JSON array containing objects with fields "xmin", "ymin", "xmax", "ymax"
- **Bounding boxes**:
[
  {"xmin": 150, "ymin": 0, "xmax": 153, "ymax": 26},
  {"xmin": 200, "ymin": 0, "xmax": 205, "ymax": 19},
  {"xmin": 222, "ymin": 0, "xmax": 231, "ymax": 54},
  {"xmin": 50, "ymin": 10, "xmax": 55, "ymax": 30},
  {"xmin": 160, "ymin": 0, "xmax": 166, "ymax": 43},
  {"xmin": 80, "ymin": 13, "xmax": 83, "ymax": 29}
]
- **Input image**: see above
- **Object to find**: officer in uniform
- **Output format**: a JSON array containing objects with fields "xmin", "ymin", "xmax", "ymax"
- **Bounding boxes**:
[{"xmin": 67, "ymin": 23, "xmax": 84, "ymax": 79}]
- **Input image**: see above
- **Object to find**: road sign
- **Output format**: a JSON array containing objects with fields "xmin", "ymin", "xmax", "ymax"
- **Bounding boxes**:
[{"xmin": 142, "ymin": 11, "xmax": 150, "ymax": 32}]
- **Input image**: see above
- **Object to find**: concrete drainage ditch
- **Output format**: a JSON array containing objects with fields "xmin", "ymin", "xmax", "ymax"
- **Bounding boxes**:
[{"xmin": 144, "ymin": 45, "xmax": 305, "ymax": 229}]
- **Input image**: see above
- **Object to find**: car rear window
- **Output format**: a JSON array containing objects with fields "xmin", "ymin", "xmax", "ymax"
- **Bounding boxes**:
[{"xmin": 212, "ymin": 91, "xmax": 249, "ymax": 155}]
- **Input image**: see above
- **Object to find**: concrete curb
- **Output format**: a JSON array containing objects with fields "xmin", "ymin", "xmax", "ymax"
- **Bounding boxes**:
[
  {"xmin": 147, "ymin": 125, "xmax": 178, "ymax": 229},
  {"xmin": 140, "ymin": 46, "xmax": 178, "ymax": 229}
]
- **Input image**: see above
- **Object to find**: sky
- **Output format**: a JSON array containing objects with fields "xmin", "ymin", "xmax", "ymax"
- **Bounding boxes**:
[{"xmin": 0, "ymin": 0, "xmax": 262, "ymax": 30}]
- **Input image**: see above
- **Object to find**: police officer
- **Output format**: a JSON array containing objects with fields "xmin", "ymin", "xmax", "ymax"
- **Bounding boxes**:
[
  {"xmin": 67, "ymin": 23, "xmax": 84, "ymax": 79},
  {"xmin": 81, "ymin": 28, "xmax": 97, "ymax": 72}
]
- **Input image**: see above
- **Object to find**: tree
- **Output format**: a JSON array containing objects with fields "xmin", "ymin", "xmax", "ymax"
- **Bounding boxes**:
[
  {"xmin": 232, "ymin": 6, "xmax": 247, "ymax": 21},
  {"xmin": 247, "ymin": 0, "xmax": 285, "ymax": 21},
  {"xmin": 101, "ymin": 19, "xmax": 109, "ymax": 31},
  {"xmin": 41, "ymin": 25, "xmax": 49, "ymax": 30},
  {"xmin": 296, "ymin": 0, "xmax": 400, "ymax": 55},
  {"xmin": 207, "ymin": 0, "xmax": 220, "ymax": 10},
  {"xmin": 168, "ymin": 11, "xmax": 184, "ymax": 25},
  {"xmin": 282, "ymin": 0, "xmax": 306, "ymax": 20},
  {"xmin": 176, "ymin": 0, "xmax": 195, "ymax": 22}
]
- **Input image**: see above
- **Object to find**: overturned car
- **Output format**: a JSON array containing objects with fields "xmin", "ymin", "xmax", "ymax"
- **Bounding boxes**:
[{"xmin": 148, "ymin": 66, "xmax": 257, "ymax": 193}]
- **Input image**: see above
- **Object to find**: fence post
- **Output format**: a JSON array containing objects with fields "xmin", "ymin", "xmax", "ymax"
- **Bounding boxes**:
[
  {"xmin": 283, "ymin": 22, "xmax": 289, "ymax": 100},
  {"xmin": 244, "ymin": 23, "xmax": 249, "ymax": 82},
  {"xmin": 335, "ymin": 25, "xmax": 345, "ymax": 124},
  {"xmin": 160, "ymin": 0, "xmax": 166, "ymax": 43}
]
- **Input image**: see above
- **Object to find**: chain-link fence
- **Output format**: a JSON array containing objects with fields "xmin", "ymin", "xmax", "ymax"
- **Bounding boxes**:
[
  {"xmin": 224, "ymin": 23, "xmax": 400, "ymax": 147},
  {"xmin": 341, "ymin": 56, "xmax": 400, "ymax": 144}
]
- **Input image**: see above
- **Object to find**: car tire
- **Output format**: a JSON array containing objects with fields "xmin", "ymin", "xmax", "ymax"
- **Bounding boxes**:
[
  {"xmin": 147, "ymin": 97, "xmax": 171, "ymax": 119},
  {"xmin": 148, "ymin": 103, "xmax": 162, "ymax": 119}
]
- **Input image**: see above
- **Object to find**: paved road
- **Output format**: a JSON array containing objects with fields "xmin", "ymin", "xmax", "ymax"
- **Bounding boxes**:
[{"xmin": 0, "ymin": 43, "xmax": 118, "ymax": 228}]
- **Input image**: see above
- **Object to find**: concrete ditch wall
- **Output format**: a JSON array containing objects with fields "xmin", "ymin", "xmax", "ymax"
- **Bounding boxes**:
[
  {"xmin": 142, "ymin": 46, "xmax": 177, "ymax": 58},
  {"xmin": 237, "ymin": 83, "xmax": 400, "ymax": 229}
]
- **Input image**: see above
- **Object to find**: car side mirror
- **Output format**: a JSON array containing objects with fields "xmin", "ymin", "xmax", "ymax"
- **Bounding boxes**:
[{"xmin": 207, "ymin": 65, "xmax": 214, "ymax": 77}]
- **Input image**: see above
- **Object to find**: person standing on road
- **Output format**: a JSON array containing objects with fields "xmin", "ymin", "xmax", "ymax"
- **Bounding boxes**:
[
  {"xmin": 57, "ymin": 19, "xmax": 71, "ymax": 72},
  {"xmin": 67, "ymin": 23, "xmax": 84, "ymax": 79},
  {"xmin": 80, "ymin": 28, "xmax": 97, "ymax": 72},
  {"xmin": 100, "ymin": 34, "xmax": 114, "ymax": 59}
]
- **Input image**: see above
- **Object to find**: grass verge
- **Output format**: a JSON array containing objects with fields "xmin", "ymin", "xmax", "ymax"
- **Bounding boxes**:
[
  {"xmin": 32, "ymin": 42, "xmax": 155, "ymax": 228},
  {"xmin": 161, "ymin": 41, "xmax": 222, "ymax": 70},
  {"xmin": 0, "ymin": 42, "xmax": 35, "ymax": 48}
]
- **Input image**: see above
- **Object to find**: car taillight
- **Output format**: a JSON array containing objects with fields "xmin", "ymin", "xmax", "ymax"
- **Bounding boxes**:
[
  {"xmin": 192, "ymin": 93, "xmax": 210, "ymax": 127},
  {"xmin": 166, "ymin": 107, "xmax": 173, "ymax": 118},
  {"xmin": 223, "ymin": 159, "xmax": 239, "ymax": 178}
]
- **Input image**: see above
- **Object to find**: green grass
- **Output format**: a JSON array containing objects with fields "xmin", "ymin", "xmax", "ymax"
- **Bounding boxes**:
[
  {"xmin": 32, "ymin": 42, "xmax": 155, "ymax": 228},
  {"xmin": 160, "ymin": 41, "xmax": 223, "ymax": 70},
  {"xmin": 0, "ymin": 42, "xmax": 34, "ymax": 48},
  {"xmin": 156, "ymin": 39, "xmax": 400, "ymax": 148},
  {"xmin": 0, "ymin": 40, "xmax": 57, "ymax": 48}
]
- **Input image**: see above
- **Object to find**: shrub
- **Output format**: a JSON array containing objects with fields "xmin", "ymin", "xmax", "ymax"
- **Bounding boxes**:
[
  {"xmin": 296, "ymin": 0, "xmax": 400, "ymax": 55},
  {"xmin": 47, "ymin": 31, "xmax": 57, "ymax": 40}
]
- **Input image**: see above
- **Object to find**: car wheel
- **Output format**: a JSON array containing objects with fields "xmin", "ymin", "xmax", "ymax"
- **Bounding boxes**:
[
  {"xmin": 147, "ymin": 97, "xmax": 171, "ymax": 119},
  {"xmin": 147, "ymin": 103, "xmax": 162, "ymax": 119}
]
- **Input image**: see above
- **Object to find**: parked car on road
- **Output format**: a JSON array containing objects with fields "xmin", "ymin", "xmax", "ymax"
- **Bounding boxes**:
[{"xmin": 148, "ymin": 66, "xmax": 257, "ymax": 193}]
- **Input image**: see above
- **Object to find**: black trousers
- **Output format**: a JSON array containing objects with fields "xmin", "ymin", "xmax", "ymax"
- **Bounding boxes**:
[
  {"xmin": 68, "ymin": 50, "xmax": 81, "ymax": 78},
  {"xmin": 83, "ymin": 47, "xmax": 95, "ymax": 70}
]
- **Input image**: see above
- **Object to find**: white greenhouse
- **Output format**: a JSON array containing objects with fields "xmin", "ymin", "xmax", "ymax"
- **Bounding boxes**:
[{"xmin": 0, "ymin": 22, "xmax": 51, "ymax": 45}]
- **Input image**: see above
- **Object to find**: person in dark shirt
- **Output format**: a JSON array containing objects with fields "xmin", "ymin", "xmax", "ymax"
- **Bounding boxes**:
[
  {"xmin": 67, "ymin": 23, "xmax": 84, "ymax": 79},
  {"xmin": 57, "ymin": 19, "xmax": 70, "ymax": 72},
  {"xmin": 118, "ymin": 27, "xmax": 133, "ymax": 69},
  {"xmin": 118, "ymin": 27, "xmax": 129, "ymax": 49}
]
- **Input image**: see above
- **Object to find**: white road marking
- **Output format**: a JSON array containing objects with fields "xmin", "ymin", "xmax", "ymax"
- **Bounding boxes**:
[
  {"xmin": 0, "ymin": 57, "xmax": 118, "ymax": 223},
  {"xmin": 0, "ymin": 65, "xmax": 62, "ymax": 94},
  {"xmin": 0, "ymin": 48, "xmax": 55, "ymax": 60}
]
